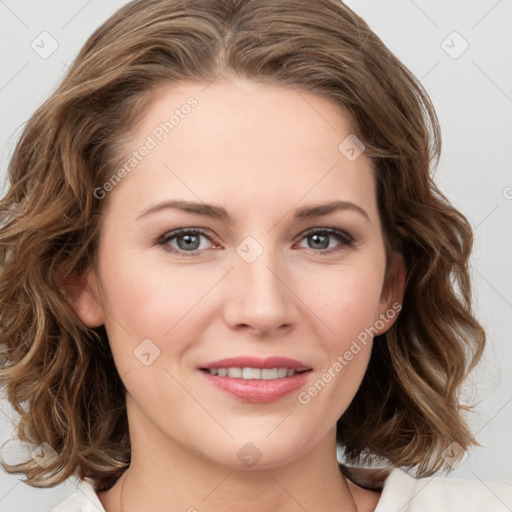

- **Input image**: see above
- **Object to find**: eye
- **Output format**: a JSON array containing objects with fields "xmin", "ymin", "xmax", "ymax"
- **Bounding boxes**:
[
  {"xmin": 157, "ymin": 228, "xmax": 217, "ymax": 256},
  {"xmin": 156, "ymin": 227, "xmax": 355, "ymax": 257},
  {"xmin": 295, "ymin": 228, "xmax": 355, "ymax": 255}
]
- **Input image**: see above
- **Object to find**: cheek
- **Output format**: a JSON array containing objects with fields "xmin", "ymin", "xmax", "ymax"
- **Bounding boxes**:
[
  {"xmin": 96, "ymin": 252, "xmax": 217, "ymax": 367},
  {"xmin": 302, "ymin": 260, "xmax": 386, "ymax": 345},
  {"xmin": 296, "ymin": 258, "xmax": 386, "ymax": 413},
  {"xmin": 294, "ymin": 267, "xmax": 384, "ymax": 419}
]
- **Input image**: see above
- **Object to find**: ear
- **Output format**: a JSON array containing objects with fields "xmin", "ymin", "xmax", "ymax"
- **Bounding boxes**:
[
  {"xmin": 374, "ymin": 251, "xmax": 406, "ymax": 335},
  {"xmin": 62, "ymin": 266, "xmax": 105, "ymax": 328}
]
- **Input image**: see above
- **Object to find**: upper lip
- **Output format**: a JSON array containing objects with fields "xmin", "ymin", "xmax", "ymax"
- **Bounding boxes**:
[{"xmin": 199, "ymin": 356, "xmax": 312, "ymax": 372}]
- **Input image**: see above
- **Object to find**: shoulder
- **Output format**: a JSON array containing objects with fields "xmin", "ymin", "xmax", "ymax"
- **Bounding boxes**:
[
  {"xmin": 51, "ymin": 478, "xmax": 105, "ymax": 512},
  {"xmin": 376, "ymin": 467, "xmax": 512, "ymax": 512}
]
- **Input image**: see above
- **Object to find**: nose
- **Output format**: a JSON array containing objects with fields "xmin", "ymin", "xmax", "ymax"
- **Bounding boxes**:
[{"xmin": 222, "ymin": 247, "xmax": 300, "ymax": 337}]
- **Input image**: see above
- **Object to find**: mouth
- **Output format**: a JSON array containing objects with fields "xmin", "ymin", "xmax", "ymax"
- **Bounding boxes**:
[
  {"xmin": 198, "ymin": 356, "xmax": 312, "ymax": 403},
  {"xmin": 199, "ymin": 367, "xmax": 309, "ymax": 379}
]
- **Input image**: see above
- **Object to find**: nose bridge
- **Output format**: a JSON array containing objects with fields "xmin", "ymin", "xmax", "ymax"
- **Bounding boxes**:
[{"xmin": 224, "ymin": 235, "xmax": 298, "ymax": 334}]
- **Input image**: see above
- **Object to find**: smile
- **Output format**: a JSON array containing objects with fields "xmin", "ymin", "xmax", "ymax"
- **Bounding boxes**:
[
  {"xmin": 201, "ymin": 367, "xmax": 303, "ymax": 379},
  {"xmin": 198, "ymin": 356, "xmax": 312, "ymax": 402}
]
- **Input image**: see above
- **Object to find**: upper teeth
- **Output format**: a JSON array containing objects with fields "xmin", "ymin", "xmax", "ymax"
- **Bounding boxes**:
[{"xmin": 207, "ymin": 367, "xmax": 296, "ymax": 379}]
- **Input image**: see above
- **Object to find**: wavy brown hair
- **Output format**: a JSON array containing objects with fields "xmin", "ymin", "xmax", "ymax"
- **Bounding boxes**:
[{"xmin": 0, "ymin": 0, "xmax": 485, "ymax": 491}]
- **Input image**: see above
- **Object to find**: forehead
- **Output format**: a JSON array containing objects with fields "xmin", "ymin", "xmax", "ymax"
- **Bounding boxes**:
[{"xmin": 105, "ymin": 79, "xmax": 378, "ymax": 224}]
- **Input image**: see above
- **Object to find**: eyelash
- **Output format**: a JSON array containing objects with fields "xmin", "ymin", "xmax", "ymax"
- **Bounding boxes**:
[{"xmin": 156, "ymin": 227, "xmax": 355, "ymax": 257}]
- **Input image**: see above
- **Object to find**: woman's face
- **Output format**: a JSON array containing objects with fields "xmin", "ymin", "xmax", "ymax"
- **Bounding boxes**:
[{"xmin": 74, "ymin": 79, "xmax": 403, "ymax": 469}]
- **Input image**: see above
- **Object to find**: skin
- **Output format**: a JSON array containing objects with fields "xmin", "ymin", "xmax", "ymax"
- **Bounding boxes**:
[{"xmin": 71, "ymin": 78, "xmax": 405, "ymax": 512}]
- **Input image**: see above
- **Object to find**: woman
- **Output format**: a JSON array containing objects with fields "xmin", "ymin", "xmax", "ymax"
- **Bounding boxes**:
[{"xmin": 0, "ymin": 0, "xmax": 510, "ymax": 510}]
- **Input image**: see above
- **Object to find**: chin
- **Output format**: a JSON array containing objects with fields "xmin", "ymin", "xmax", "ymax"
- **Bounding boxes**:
[{"xmin": 192, "ymin": 427, "xmax": 320, "ymax": 471}]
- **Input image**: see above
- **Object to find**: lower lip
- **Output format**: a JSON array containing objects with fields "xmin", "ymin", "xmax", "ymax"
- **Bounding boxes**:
[{"xmin": 199, "ymin": 370, "xmax": 310, "ymax": 403}]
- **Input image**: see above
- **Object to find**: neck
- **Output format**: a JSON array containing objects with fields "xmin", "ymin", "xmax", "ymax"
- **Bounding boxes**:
[
  {"xmin": 118, "ymin": 455, "xmax": 357, "ymax": 512},
  {"xmin": 101, "ymin": 403, "xmax": 359, "ymax": 512}
]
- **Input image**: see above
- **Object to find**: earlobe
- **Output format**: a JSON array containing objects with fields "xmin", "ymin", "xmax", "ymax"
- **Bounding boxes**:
[
  {"xmin": 376, "ymin": 251, "xmax": 406, "ymax": 334},
  {"xmin": 63, "ymin": 266, "xmax": 105, "ymax": 328}
]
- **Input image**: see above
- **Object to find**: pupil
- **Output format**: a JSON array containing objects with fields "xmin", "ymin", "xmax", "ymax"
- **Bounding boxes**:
[
  {"xmin": 178, "ymin": 234, "xmax": 199, "ymax": 250},
  {"xmin": 311, "ymin": 233, "xmax": 328, "ymax": 249}
]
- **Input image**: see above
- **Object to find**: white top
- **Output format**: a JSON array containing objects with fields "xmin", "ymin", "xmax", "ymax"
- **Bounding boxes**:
[{"xmin": 51, "ymin": 467, "xmax": 512, "ymax": 511}]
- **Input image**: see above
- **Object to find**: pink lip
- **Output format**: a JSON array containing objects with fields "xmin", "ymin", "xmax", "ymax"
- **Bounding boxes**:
[
  {"xmin": 199, "ymin": 356, "xmax": 311, "ymax": 372},
  {"xmin": 198, "ymin": 356, "xmax": 312, "ymax": 403},
  {"xmin": 200, "ymin": 371, "xmax": 310, "ymax": 403}
]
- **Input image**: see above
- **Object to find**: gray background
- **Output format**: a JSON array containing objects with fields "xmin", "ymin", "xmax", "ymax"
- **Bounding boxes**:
[{"xmin": 0, "ymin": 1, "xmax": 511, "ymax": 510}]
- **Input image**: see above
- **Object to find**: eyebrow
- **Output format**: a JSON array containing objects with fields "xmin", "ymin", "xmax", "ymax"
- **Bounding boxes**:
[{"xmin": 136, "ymin": 199, "xmax": 370, "ymax": 222}]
